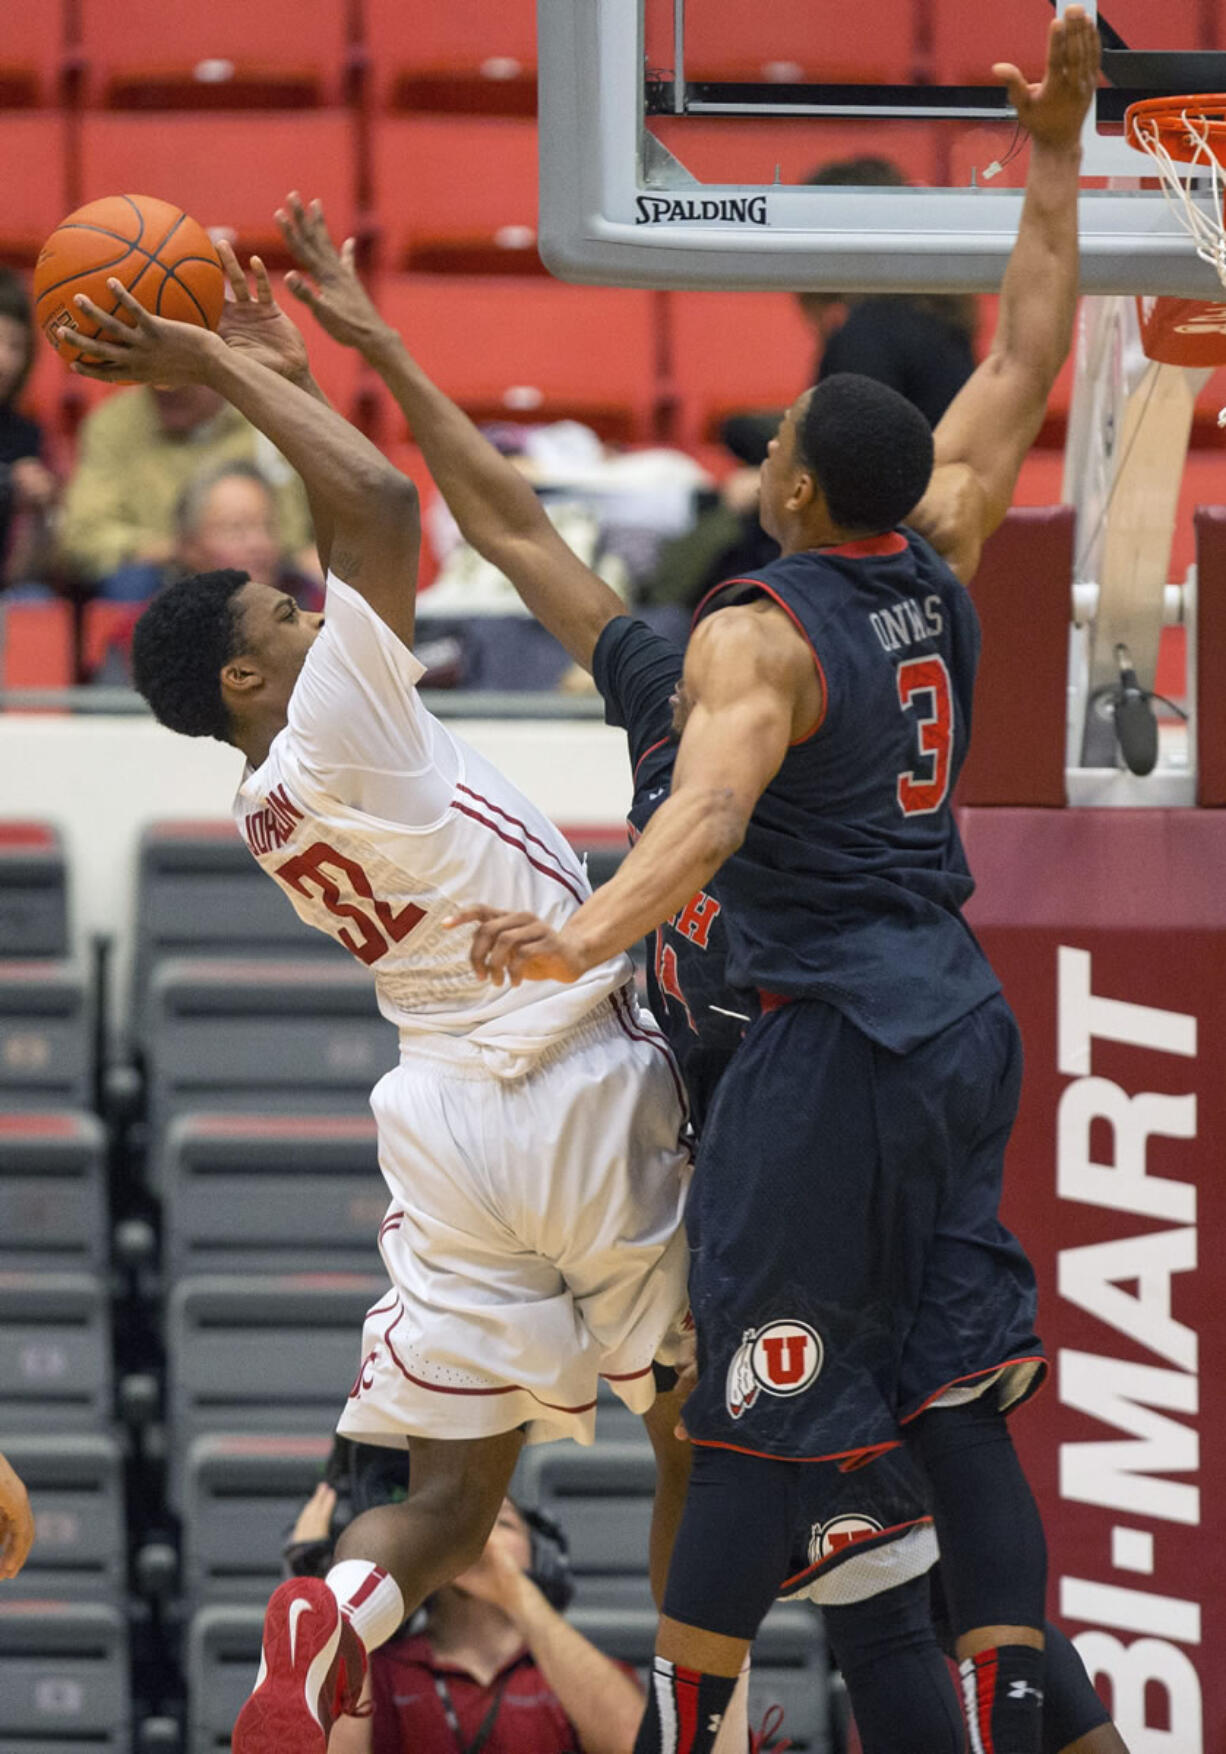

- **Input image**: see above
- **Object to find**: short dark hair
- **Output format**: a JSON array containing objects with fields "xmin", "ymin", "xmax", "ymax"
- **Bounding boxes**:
[
  {"xmin": 131, "ymin": 569, "xmax": 250, "ymax": 743},
  {"xmin": 796, "ymin": 373, "xmax": 934, "ymax": 533},
  {"xmin": 0, "ymin": 267, "xmax": 36, "ymax": 408},
  {"xmin": 806, "ymin": 155, "xmax": 908, "ymax": 190}
]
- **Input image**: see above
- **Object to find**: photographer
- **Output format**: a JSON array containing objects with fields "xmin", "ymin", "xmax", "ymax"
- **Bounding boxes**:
[{"xmin": 285, "ymin": 1450, "xmax": 646, "ymax": 1754}]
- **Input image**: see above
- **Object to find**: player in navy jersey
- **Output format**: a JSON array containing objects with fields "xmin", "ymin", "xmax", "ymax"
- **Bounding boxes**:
[{"xmin": 446, "ymin": 16, "xmax": 1109, "ymax": 1754}]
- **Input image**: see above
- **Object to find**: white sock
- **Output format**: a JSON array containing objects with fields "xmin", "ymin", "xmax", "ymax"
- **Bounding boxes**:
[{"xmin": 324, "ymin": 1559, "xmax": 406, "ymax": 1654}]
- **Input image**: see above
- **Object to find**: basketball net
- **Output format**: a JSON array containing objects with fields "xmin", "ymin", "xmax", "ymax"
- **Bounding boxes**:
[{"xmin": 1126, "ymin": 98, "xmax": 1226, "ymax": 390}]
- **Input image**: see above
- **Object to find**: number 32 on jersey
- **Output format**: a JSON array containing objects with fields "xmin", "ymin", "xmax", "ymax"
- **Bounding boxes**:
[{"xmin": 895, "ymin": 654, "xmax": 954, "ymax": 817}]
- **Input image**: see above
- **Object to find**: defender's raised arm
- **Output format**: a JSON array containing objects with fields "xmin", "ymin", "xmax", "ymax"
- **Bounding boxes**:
[
  {"xmin": 277, "ymin": 196, "xmax": 625, "ymax": 670},
  {"xmin": 912, "ymin": 3, "xmax": 1099, "ymax": 582}
]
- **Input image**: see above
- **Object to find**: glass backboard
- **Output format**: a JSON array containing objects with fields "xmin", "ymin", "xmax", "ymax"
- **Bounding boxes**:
[{"xmin": 538, "ymin": 0, "xmax": 1226, "ymax": 293}]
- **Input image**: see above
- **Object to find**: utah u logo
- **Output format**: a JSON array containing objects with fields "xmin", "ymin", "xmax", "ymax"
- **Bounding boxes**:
[
  {"xmin": 760, "ymin": 1333, "xmax": 810, "ymax": 1386},
  {"xmin": 726, "ymin": 1320, "xmax": 824, "ymax": 1418}
]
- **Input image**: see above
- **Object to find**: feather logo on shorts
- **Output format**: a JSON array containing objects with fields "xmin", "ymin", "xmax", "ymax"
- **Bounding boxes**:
[{"xmin": 725, "ymin": 1319, "xmax": 824, "ymax": 1418}]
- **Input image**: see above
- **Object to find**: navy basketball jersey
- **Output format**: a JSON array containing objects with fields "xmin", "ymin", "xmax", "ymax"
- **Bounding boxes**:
[
  {"xmin": 695, "ymin": 528, "xmax": 999, "ymax": 1052},
  {"xmin": 593, "ymin": 617, "xmax": 746, "ymax": 1130}
]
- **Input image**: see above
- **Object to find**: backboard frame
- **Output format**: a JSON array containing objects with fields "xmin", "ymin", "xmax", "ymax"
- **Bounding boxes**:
[{"xmin": 537, "ymin": 0, "xmax": 1226, "ymax": 295}]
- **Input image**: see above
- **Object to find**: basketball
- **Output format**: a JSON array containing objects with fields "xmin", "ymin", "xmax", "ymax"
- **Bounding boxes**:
[{"xmin": 32, "ymin": 194, "xmax": 226, "ymax": 364}]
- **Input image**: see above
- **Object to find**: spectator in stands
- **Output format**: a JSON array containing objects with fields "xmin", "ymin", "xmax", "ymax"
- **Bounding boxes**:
[
  {"xmin": 798, "ymin": 156, "xmax": 979, "ymax": 428},
  {"xmin": 0, "ymin": 269, "xmax": 58, "ymax": 591},
  {"xmin": 285, "ymin": 1464, "xmax": 649, "ymax": 1754},
  {"xmin": 99, "ymin": 458, "xmax": 322, "ymax": 607},
  {"xmin": 0, "ymin": 1449, "xmax": 35, "ymax": 1578},
  {"xmin": 57, "ymin": 377, "xmax": 319, "ymax": 591}
]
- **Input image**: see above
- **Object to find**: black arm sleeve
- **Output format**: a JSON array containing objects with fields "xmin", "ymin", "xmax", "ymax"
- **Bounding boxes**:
[{"xmin": 592, "ymin": 615, "xmax": 685, "ymax": 777}]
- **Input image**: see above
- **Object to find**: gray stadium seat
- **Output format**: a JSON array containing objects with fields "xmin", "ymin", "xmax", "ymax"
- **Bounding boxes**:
[
  {"xmin": 132, "ymin": 819, "xmax": 346, "ymax": 1032},
  {"xmin": 182, "ymin": 1432, "xmax": 332, "ymax": 1608},
  {"xmin": 145, "ymin": 958, "xmax": 397, "ymax": 1144},
  {"xmin": 166, "ymin": 1272, "xmax": 383, "ymax": 1498},
  {"xmin": 567, "ymin": 1604, "xmax": 830, "ymax": 1753},
  {"xmin": 161, "ymin": 1112, "xmax": 384, "ymax": 1276},
  {"xmin": 0, "ymin": 1600, "xmax": 130, "ymax": 1751},
  {"xmin": 515, "ymin": 1441, "xmax": 657, "ymax": 1608},
  {"xmin": 0, "ymin": 1112, "xmax": 107, "ymax": 1272},
  {"xmin": 186, "ymin": 1605, "xmax": 264, "ymax": 1754},
  {"xmin": 0, "ymin": 821, "xmax": 69, "ymax": 957},
  {"xmin": 0, "ymin": 961, "xmax": 91, "ymax": 1108},
  {"xmin": 0, "ymin": 1435, "xmax": 126, "ymax": 1602},
  {"xmin": 0, "ymin": 1272, "xmax": 113, "ymax": 1432}
]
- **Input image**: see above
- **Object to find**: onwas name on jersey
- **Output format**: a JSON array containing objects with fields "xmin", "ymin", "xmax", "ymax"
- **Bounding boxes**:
[
  {"xmin": 240, "ymin": 784, "xmax": 304, "ymax": 856},
  {"xmin": 869, "ymin": 593, "xmax": 944, "ymax": 655}
]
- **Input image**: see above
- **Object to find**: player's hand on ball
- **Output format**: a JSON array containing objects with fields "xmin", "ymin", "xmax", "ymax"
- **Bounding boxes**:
[
  {"xmin": 993, "ymin": 2, "xmax": 1100, "ymax": 152},
  {"xmin": 277, "ymin": 193, "xmax": 392, "ymax": 354},
  {"xmin": 60, "ymin": 281, "xmax": 220, "ymax": 385},
  {"xmin": 216, "ymin": 240, "xmax": 311, "ymax": 385},
  {"xmin": 445, "ymin": 906, "xmax": 589, "ymax": 986}
]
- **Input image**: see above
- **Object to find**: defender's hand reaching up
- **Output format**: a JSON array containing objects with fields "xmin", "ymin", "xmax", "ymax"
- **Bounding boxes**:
[
  {"xmin": 216, "ymin": 239, "xmax": 312, "ymax": 386},
  {"xmin": 993, "ymin": 3, "xmax": 1100, "ymax": 153},
  {"xmin": 60, "ymin": 281, "xmax": 223, "ymax": 385},
  {"xmin": 277, "ymin": 193, "xmax": 394, "ymax": 356}
]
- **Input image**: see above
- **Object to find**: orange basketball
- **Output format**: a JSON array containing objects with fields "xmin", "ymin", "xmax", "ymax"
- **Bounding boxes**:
[{"xmin": 33, "ymin": 194, "xmax": 226, "ymax": 364}]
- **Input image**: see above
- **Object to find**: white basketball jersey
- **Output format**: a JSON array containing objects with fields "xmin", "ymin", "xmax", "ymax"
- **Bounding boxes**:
[{"xmin": 233, "ymin": 572, "xmax": 630, "ymax": 1072}]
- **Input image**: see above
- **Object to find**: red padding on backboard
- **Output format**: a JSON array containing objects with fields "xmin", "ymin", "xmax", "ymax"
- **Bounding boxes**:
[
  {"xmin": 1137, "ymin": 295, "xmax": 1226, "ymax": 368},
  {"xmin": 955, "ymin": 506, "xmax": 1073, "ymax": 809},
  {"xmin": 1195, "ymin": 508, "xmax": 1226, "ymax": 804}
]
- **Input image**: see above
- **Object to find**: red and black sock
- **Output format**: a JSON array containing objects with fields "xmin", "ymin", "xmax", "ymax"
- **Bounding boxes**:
[
  {"xmin": 632, "ymin": 1658, "xmax": 738, "ymax": 1754},
  {"xmin": 959, "ymin": 1644, "xmax": 1045, "ymax": 1754}
]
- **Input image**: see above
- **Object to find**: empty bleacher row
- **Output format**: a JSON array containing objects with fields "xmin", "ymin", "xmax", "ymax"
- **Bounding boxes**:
[{"xmin": 0, "ymin": 816, "xmax": 833, "ymax": 1750}]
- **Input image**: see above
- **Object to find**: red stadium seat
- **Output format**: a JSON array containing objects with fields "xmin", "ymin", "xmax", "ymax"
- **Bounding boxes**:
[
  {"xmin": 647, "ymin": 119, "xmax": 941, "ymax": 190},
  {"xmin": 77, "ymin": 114, "xmax": 357, "ymax": 266},
  {"xmin": 928, "ymin": 0, "xmax": 1201, "ymax": 85},
  {"xmin": 372, "ymin": 119, "xmax": 541, "ymax": 274},
  {"xmin": 78, "ymin": 0, "xmax": 351, "ymax": 109},
  {"xmin": 0, "ymin": 10, "xmax": 66, "ymax": 107},
  {"xmin": 679, "ymin": 0, "xmax": 918, "ymax": 84},
  {"xmin": 375, "ymin": 276, "xmax": 658, "ymax": 442},
  {"xmin": 1, "ymin": 602, "xmax": 74, "ymax": 690},
  {"xmin": 366, "ymin": 0, "xmax": 538, "ymax": 114},
  {"xmin": 669, "ymin": 289, "xmax": 816, "ymax": 444},
  {"xmin": 1011, "ymin": 448, "xmax": 1066, "ymax": 508},
  {"xmin": 0, "ymin": 115, "xmax": 71, "ymax": 267},
  {"xmin": 79, "ymin": 602, "xmax": 140, "ymax": 682}
]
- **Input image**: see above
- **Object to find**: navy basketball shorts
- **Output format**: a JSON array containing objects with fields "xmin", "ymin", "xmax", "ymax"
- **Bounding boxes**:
[{"xmin": 682, "ymin": 991, "xmax": 1046, "ymax": 1463}]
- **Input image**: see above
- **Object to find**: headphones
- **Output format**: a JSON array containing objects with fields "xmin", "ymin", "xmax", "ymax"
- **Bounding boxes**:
[
  {"xmin": 336, "ymin": 1439, "xmax": 575, "ymax": 1610},
  {"xmin": 522, "ymin": 1505, "xmax": 574, "ymax": 1612}
]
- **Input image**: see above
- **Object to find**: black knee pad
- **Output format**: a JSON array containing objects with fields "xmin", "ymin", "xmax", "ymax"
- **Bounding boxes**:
[{"xmin": 662, "ymin": 1446, "xmax": 799, "ymax": 1641}]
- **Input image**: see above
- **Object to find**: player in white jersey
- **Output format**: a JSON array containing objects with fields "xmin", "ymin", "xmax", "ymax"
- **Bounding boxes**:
[{"xmin": 63, "ymin": 265, "xmax": 692, "ymax": 1754}]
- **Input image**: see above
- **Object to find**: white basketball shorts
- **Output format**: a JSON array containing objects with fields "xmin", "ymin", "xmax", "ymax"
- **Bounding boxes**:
[{"xmin": 338, "ymin": 990, "xmax": 692, "ymax": 1448}]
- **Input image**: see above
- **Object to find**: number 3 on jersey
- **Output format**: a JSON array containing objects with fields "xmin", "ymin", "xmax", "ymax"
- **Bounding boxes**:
[{"xmin": 895, "ymin": 655, "xmax": 954, "ymax": 816}]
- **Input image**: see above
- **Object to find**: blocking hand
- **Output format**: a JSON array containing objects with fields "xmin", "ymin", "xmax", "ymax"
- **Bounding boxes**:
[
  {"xmin": 277, "ymin": 192, "xmax": 392, "ymax": 354},
  {"xmin": 993, "ymin": 2, "xmax": 1101, "ymax": 153}
]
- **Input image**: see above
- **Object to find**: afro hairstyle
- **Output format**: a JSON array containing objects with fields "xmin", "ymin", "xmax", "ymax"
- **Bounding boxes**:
[{"xmin": 130, "ymin": 568, "xmax": 251, "ymax": 743}]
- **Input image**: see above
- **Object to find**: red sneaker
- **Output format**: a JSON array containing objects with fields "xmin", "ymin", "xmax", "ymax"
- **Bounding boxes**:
[{"xmin": 232, "ymin": 1576, "xmax": 368, "ymax": 1753}]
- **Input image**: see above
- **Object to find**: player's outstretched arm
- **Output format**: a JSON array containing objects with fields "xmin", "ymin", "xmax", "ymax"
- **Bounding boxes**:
[
  {"xmin": 912, "ymin": 3, "xmax": 1099, "ymax": 584},
  {"xmin": 62, "ymin": 284, "xmax": 420, "ymax": 648},
  {"xmin": 277, "ymin": 195, "xmax": 625, "ymax": 672},
  {"xmin": 0, "ymin": 1450, "xmax": 35, "ymax": 1579},
  {"xmin": 451, "ymin": 605, "xmax": 808, "ymax": 985}
]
